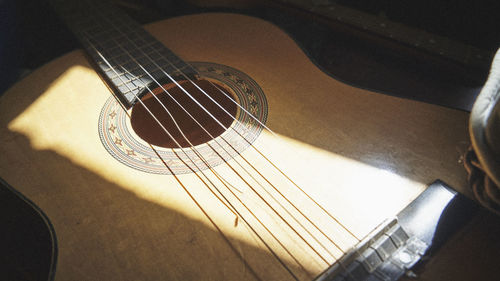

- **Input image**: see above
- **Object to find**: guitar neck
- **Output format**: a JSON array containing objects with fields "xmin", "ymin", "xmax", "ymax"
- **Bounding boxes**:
[{"xmin": 50, "ymin": 0, "xmax": 198, "ymax": 108}]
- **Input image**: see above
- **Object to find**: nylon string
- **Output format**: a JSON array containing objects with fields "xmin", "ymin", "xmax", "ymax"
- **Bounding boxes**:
[
  {"xmin": 87, "ymin": 1, "xmax": 351, "ymax": 256},
  {"xmin": 88, "ymin": 40, "xmax": 303, "ymax": 280},
  {"xmin": 85, "ymin": 0, "xmax": 362, "ymax": 277},
  {"xmin": 88, "ymin": 25, "xmax": 344, "ymax": 263},
  {"xmin": 92, "ymin": 1, "xmax": 359, "ymax": 243}
]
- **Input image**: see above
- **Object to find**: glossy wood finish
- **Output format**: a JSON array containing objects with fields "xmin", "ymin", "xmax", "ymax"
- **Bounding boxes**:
[{"xmin": 0, "ymin": 14, "xmax": 470, "ymax": 280}]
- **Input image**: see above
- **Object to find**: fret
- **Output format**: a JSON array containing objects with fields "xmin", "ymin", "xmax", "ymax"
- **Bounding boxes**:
[
  {"xmin": 107, "ymin": 62, "xmax": 169, "ymax": 82},
  {"xmin": 107, "ymin": 62, "xmax": 143, "ymax": 79},
  {"xmin": 114, "ymin": 75, "xmax": 148, "ymax": 88},
  {"xmin": 51, "ymin": 0, "xmax": 198, "ymax": 108}
]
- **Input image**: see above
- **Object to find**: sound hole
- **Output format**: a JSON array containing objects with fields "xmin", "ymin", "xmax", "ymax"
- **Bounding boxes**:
[{"xmin": 130, "ymin": 79, "xmax": 237, "ymax": 148}]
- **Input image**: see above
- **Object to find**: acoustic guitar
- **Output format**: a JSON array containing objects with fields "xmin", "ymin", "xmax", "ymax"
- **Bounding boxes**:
[{"xmin": 0, "ymin": 0, "xmax": 471, "ymax": 280}]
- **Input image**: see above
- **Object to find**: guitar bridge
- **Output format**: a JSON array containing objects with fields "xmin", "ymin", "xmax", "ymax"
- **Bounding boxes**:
[
  {"xmin": 316, "ymin": 218, "xmax": 427, "ymax": 281},
  {"xmin": 316, "ymin": 180, "xmax": 477, "ymax": 281}
]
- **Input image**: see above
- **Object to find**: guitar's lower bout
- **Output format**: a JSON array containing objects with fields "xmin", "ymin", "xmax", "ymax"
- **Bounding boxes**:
[{"xmin": 99, "ymin": 62, "xmax": 268, "ymax": 174}]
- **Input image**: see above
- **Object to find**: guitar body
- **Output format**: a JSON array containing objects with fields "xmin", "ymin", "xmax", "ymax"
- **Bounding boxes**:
[{"xmin": 0, "ymin": 13, "xmax": 469, "ymax": 280}]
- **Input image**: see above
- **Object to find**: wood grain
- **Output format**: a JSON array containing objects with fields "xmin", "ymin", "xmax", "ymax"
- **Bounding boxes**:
[{"xmin": 0, "ymin": 13, "xmax": 470, "ymax": 280}]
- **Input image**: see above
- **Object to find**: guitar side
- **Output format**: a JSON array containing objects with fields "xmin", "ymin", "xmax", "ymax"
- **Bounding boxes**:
[{"xmin": 0, "ymin": 13, "xmax": 470, "ymax": 280}]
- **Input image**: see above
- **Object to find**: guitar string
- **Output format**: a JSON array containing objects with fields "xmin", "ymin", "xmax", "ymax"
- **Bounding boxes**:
[
  {"xmin": 62, "ymin": 1, "xmax": 365, "ymax": 278},
  {"xmin": 87, "ymin": 8, "xmax": 340, "ymax": 263},
  {"xmin": 87, "ymin": 9, "xmax": 359, "ymax": 281},
  {"xmin": 121, "ymin": 57, "xmax": 356, "ymax": 281},
  {"xmin": 121, "ymin": 63, "xmax": 340, "ymax": 262},
  {"xmin": 85, "ymin": 9, "xmax": 360, "ymax": 274},
  {"xmin": 83, "ymin": 28, "xmax": 331, "ymax": 281},
  {"xmin": 101, "ymin": 7, "xmax": 360, "ymax": 243},
  {"xmin": 89, "ymin": 41, "xmax": 303, "ymax": 280},
  {"xmin": 208, "ymin": 80, "xmax": 363, "ymax": 242},
  {"xmin": 93, "ymin": 34, "xmax": 356, "ymax": 281},
  {"xmin": 87, "ymin": 14, "xmax": 366, "ymax": 281},
  {"xmin": 99, "ymin": 74, "xmax": 268, "ymax": 281},
  {"xmin": 106, "ymin": 80, "xmax": 267, "ymax": 281},
  {"xmin": 99, "ymin": 6, "xmax": 359, "ymax": 244},
  {"xmin": 153, "ymin": 149, "xmax": 265, "ymax": 281},
  {"xmin": 88, "ymin": 6, "xmax": 346, "ymax": 259},
  {"xmin": 89, "ymin": 0, "xmax": 357, "ymax": 266},
  {"xmin": 99, "ymin": 39, "xmax": 344, "ymax": 264},
  {"xmin": 159, "ymin": 64, "xmax": 361, "ymax": 243},
  {"xmin": 163, "ymin": 71, "xmax": 361, "ymax": 243},
  {"xmin": 118, "ymin": 63, "xmax": 336, "ymax": 264}
]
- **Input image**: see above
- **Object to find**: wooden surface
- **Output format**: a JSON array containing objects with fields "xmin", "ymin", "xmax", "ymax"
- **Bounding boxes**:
[{"xmin": 0, "ymin": 13, "xmax": 470, "ymax": 280}]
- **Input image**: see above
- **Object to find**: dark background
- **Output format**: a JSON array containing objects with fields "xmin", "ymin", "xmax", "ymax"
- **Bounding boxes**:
[{"xmin": 1, "ymin": 0, "xmax": 499, "ymax": 110}]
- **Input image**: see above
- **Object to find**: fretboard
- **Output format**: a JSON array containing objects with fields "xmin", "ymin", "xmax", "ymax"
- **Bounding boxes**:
[{"xmin": 51, "ymin": 0, "xmax": 198, "ymax": 108}]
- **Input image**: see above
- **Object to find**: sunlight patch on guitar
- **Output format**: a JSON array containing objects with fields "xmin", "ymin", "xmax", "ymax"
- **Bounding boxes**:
[{"xmin": 7, "ymin": 64, "xmax": 425, "ymax": 276}]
